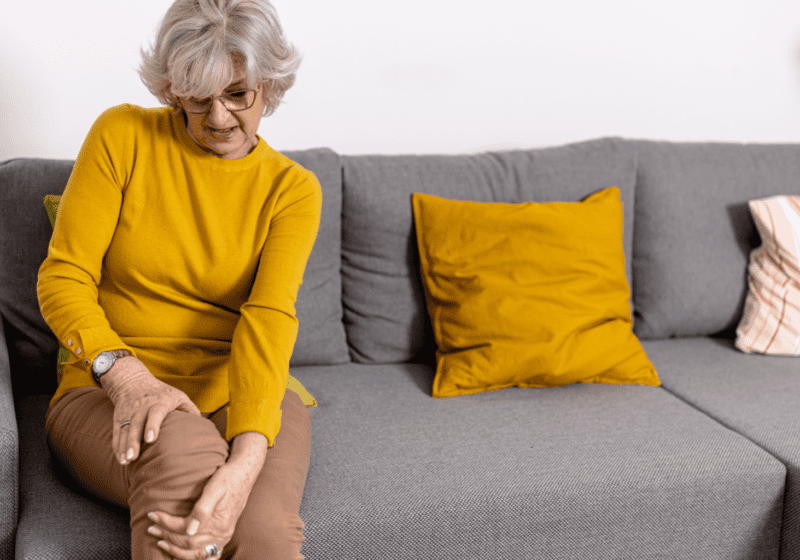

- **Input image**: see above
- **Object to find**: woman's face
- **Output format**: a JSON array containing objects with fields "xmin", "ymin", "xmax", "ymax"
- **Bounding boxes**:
[{"xmin": 180, "ymin": 59, "xmax": 267, "ymax": 159}]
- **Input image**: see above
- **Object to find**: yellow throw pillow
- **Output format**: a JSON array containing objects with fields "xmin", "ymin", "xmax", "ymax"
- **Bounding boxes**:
[
  {"xmin": 412, "ymin": 187, "xmax": 660, "ymax": 399},
  {"xmin": 43, "ymin": 195, "xmax": 317, "ymax": 407}
]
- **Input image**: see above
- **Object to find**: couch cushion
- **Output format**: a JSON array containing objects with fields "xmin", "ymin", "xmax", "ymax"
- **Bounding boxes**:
[
  {"xmin": 342, "ymin": 138, "xmax": 638, "ymax": 364},
  {"xmin": 632, "ymin": 141, "xmax": 800, "ymax": 339},
  {"xmin": 412, "ymin": 188, "xmax": 658, "ymax": 397},
  {"xmin": 281, "ymin": 149, "xmax": 350, "ymax": 366},
  {"xmin": 0, "ymin": 152, "xmax": 348, "ymax": 398},
  {"xmin": 294, "ymin": 363, "xmax": 783, "ymax": 559},
  {"xmin": 17, "ymin": 364, "xmax": 785, "ymax": 559},
  {"xmin": 641, "ymin": 336, "xmax": 800, "ymax": 559},
  {"xmin": 16, "ymin": 395, "xmax": 130, "ymax": 560},
  {"xmin": 735, "ymin": 195, "xmax": 800, "ymax": 355},
  {"xmin": 0, "ymin": 318, "xmax": 18, "ymax": 560}
]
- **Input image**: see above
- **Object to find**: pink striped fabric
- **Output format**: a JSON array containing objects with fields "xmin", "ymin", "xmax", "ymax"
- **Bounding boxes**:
[{"xmin": 736, "ymin": 195, "xmax": 800, "ymax": 355}]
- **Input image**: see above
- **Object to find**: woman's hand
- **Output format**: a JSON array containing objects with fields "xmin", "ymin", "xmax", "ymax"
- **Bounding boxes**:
[
  {"xmin": 147, "ymin": 433, "xmax": 268, "ymax": 559},
  {"xmin": 146, "ymin": 462, "xmax": 246, "ymax": 558},
  {"xmin": 101, "ymin": 356, "xmax": 202, "ymax": 465}
]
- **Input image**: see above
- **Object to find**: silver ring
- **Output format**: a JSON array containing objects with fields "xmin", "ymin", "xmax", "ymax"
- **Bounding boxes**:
[
  {"xmin": 205, "ymin": 543, "xmax": 221, "ymax": 557},
  {"xmin": 119, "ymin": 419, "xmax": 131, "ymax": 428}
]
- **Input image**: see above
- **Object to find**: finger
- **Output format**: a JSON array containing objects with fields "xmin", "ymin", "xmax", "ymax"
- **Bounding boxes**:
[
  {"xmin": 149, "ymin": 511, "xmax": 188, "ymax": 533},
  {"xmin": 187, "ymin": 477, "xmax": 226, "ymax": 536},
  {"xmin": 150, "ymin": 513, "xmax": 225, "ymax": 559},
  {"xmin": 179, "ymin": 397, "xmax": 202, "ymax": 417},
  {"xmin": 150, "ymin": 525, "xmax": 196, "ymax": 552},
  {"xmin": 120, "ymin": 410, "xmax": 147, "ymax": 465},
  {"xmin": 115, "ymin": 418, "xmax": 132, "ymax": 465},
  {"xmin": 126, "ymin": 409, "xmax": 150, "ymax": 463},
  {"xmin": 141, "ymin": 403, "xmax": 171, "ymax": 445},
  {"xmin": 111, "ymin": 420, "xmax": 120, "ymax": 457},
  {"xmin": 148, "ymin": 513, "xmax": 211, "ymax": 559},
  {"xmin": 155, "ymin": 538, "xmax": 211, "ymax": 560}
]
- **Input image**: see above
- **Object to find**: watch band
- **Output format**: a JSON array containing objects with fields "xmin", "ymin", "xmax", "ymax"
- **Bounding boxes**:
[{"xmin": 91, "ymin": 349, "xmax": 132, "ymax": 384}]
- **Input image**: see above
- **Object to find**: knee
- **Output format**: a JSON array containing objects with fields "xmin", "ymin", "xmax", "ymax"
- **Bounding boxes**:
[
  {"xmin": 130, "ymin": 411, "xmax": 228, "ymax": 504},
  {"xmin": 233, "ymin": 509, "xmax": 306, "ymax": 560},
  {"xmin": 149, "ymin": 410, "xmax": 228, "ymax": 463},
  {"xmin": 154, "ymin": 410, "xmax": 228, "ymax": 456}
]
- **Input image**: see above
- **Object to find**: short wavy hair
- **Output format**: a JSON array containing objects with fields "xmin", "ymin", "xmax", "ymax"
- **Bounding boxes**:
[{"xmin": 139, "ymin": 0, "xmax": 302, "ymax": 117}]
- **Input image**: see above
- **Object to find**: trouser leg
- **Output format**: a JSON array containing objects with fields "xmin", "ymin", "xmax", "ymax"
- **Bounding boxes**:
[
  {"xmin": 208, "ymin": 389, "xmax": 311, "ymax": 560},
  {"xmin": 45, "ymin": 387, "xmax": 229, "ymax": 560}
]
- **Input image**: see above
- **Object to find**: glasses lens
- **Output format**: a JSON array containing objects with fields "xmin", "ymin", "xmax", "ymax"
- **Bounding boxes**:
[
  {"xmin": 222, "ymin": 90, "xmax": 256, "ymax": 111},
  {"xmin": 181, "ymin": 90, "xmax": 256, "ymax": 113},
  {"xmin": 183, "ymin": 98, "xmax": 211, "ymax": 114}
]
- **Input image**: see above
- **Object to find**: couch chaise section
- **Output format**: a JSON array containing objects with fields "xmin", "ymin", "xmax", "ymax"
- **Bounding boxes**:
[
  {"xmin": 632, "ymin": 140, "xmax": 800, "ymax": 560},
  {"xmin": 645, "ymin": 337, "xmax": 800, "ymax": 560}
]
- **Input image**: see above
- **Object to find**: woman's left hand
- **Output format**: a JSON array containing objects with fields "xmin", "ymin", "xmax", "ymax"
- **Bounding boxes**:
[{"xmin": 147, "ymin": 460, "xmax": 255, "ymax": 558}]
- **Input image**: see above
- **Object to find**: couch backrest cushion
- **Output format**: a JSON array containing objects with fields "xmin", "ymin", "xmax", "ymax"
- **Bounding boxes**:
[
  {"xmin": 0, "ymin": 159, "xmax": 73, "ymax": 397},
  {"xmin": 341, "ymin": 138, "xmax": 637, "ymax": 364},
  {"xmin": 0, "ymin": 150, "xmax": 348, "ymax": 398},
  {"xmin": 632, "ymin": 141, "xmax": 800, "ymax": 339},
  {"xmin": 282, "ymin": 149, "xmax": 349, "ymax": 366}
]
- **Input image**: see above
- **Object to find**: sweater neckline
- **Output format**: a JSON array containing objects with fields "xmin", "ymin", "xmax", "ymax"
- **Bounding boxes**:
[{"xmin": 171, "ymin": 108, "xmax": 270, "ymax": 170}]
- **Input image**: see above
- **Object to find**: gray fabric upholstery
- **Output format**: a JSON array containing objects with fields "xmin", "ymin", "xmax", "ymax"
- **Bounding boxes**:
[
  {"xmin": 14, "ymin": 363, "xmax": 786, "ymax": 560},
  {"xmin": 632, "ymin": 141, "xmax": 800, "ymax": 339},
  {"xmin": 0, "ymin": 159, "xmax": 72, "ymax": 399},
  {"xmin": 341, "ymin": 138, "xmax": 638, "ymax": 364},
  {"xmin": 641, "ymin": 337, "xmax": 800, "ymax": 560},
  {"xmin": 0, "ymin": 318, "xmax": 18, "ymax": 560},
  {"xmin": 15, "ymin": 396, "xmax": 130, "ymax": 560},
  {"xmin": 5, "ymin": 143, "xmax": 800, "ymax": 559},
  {"xmin": 281, "ymin": 149, "xmax": 350, "ymax": 366},
  {"xmin": 294, "ymin": 363, "xmax": 784, "ymax": 559},
  {"xmin": 0, "ymin": 152, "xmax": 348, "ymax": 401}
]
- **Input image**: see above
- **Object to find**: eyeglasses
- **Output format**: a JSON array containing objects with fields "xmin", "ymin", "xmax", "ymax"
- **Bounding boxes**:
[{"xmin": 177, "ymin": 88, "xmax": 259, "ymax": 114}]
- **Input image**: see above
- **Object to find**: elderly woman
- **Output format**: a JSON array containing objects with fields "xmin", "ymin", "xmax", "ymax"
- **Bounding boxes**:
[{"xmin": 37, "ymin": 0, "xmax": 318, "ymax": 558}]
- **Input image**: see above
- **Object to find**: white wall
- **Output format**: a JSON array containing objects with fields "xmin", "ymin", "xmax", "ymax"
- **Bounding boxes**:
[{"xmin": 4, "ymin": 0, "xmax": 800, "ymax": 159}]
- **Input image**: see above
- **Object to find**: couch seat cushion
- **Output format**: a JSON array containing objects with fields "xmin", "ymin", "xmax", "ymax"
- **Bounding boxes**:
[
  {"xmin": 15, "ymin": 395, "xmax": 130, "ymax": 560},
  {"xmin": 641, "ymin": 336, "xmax": 800, "ymax": 559},
  {"xmin": 17, "ymin": 361, "xmax": 786, "ymax": 560},
  {"xmin": 295, "ymin": 363, "xmax": 784, "ymax": 559}
]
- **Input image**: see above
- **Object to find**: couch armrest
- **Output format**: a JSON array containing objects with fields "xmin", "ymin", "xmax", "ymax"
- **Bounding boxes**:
[{"xmin": 0, "ymin": 317, "xmax": 19, "ymax": 560}]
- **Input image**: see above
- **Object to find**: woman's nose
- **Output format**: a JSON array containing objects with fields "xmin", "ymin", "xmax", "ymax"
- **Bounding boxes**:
[{"xmin": 206, "ymin": 98, "xmax": 234, "ymax": 126}]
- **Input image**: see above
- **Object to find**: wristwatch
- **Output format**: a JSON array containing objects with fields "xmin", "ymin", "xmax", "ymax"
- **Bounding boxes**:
[{"xmin": 91, "ymin": 349, "xmax": 132, "ymax": 385}]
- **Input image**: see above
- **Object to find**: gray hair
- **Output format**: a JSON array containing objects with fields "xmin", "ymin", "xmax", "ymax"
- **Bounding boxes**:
[{"xmin": 139, "ymin": 0, "xmax": 302, "ymax": 117}]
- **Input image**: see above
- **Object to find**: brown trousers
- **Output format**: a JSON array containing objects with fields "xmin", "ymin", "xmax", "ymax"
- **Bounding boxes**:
[{"xmin": 45, "ymin": 386, "xmax": 311, "ymax": 560}]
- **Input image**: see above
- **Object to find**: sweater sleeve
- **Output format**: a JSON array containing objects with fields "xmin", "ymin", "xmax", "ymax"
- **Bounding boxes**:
[
  {"xmin": 225, "ymin": 170, "xmax": 322, "ymax": 445},
  {"xmin": 37, "ymin": 105, "xmax": 138, "ymax": 378}
]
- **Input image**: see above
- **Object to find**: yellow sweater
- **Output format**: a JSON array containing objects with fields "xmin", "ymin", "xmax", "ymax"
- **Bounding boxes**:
[{"xmin": 37, "ymin": 104, "xmax": 322, "ymax": 446}]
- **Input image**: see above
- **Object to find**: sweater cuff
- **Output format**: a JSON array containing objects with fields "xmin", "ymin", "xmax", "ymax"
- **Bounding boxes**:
[
  {"xmin": 61, "ymin": 325, "xmax": 137, "ymax": 373},
  {"xmin": 225, "ymin": 398, "xmax": 283, "ymax": 447}
]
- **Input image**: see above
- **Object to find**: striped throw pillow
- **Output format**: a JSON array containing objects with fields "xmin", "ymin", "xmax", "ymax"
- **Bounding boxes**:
[{"xmin": 736, "ymin": 195, "xmax": 800, "ymax": 355}]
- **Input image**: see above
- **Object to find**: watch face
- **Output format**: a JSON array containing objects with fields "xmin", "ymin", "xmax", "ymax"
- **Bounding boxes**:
[{"xmin": 93, "ymin": 353, "xmax": 113, "ymax": 374}]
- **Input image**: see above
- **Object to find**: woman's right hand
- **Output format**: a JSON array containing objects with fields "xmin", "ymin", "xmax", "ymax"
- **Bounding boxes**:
[{"xmin": 100, "ymin": 356, "xmax": 202, "ymax": 465}]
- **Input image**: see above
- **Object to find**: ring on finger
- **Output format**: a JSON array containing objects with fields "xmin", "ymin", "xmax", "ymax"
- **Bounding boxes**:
[
  {"xmin": 205, "ymin": 543, "xmax": 221, "ymax": 557},
  {"xmin": 119, "ymin": 419, "xmax": 131, "ymax": 428}
]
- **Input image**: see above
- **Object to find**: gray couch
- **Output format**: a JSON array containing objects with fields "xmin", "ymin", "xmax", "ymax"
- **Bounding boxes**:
[{"xmin": 2, "ymin": 137, "xmax": 800, "ymax": 559}]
